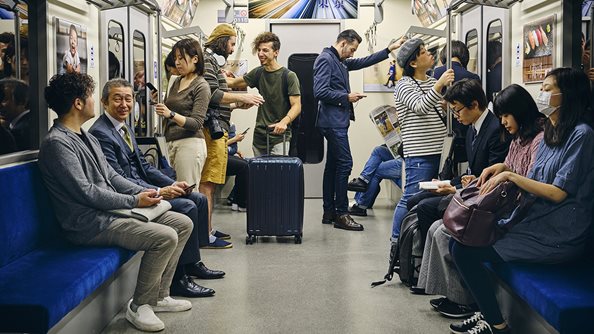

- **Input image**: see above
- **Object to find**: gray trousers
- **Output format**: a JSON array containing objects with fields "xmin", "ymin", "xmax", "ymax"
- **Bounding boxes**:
[
  {"xmin": 417, "ymin": 220, "xmax": 474, "ymax": 305},
  {"xmin": 87, "ymin": 211, "xmax": 193, "ymax": 306}
]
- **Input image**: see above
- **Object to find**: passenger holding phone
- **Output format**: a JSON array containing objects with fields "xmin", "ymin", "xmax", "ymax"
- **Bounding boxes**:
[
  {"xmin": 90, "ymin": 78, "xmax": 226, "ymax": 301},
  {"xmin": 225, "ymin": 123, "xmax": 249, "ymax": 211}
]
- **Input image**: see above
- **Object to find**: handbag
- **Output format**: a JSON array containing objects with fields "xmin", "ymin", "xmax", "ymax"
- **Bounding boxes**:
[{"xmin": 443, "ymin": 179, "xmax": 520, "ymax": 247}]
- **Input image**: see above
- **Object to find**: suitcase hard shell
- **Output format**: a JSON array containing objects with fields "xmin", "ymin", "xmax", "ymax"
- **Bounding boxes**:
[{"xmin": 246, "ymin": 156, "xmax": 304, "ymax": 244}]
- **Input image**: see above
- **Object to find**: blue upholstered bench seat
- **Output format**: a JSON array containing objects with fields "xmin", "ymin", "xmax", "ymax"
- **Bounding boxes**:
[
  {"xmin": 488, "ymin": 261, "xmax": 594, "ymax": 334},
  {"xmin": 0, "ymin": 161, "xmax": 136, "ymax": 333}
]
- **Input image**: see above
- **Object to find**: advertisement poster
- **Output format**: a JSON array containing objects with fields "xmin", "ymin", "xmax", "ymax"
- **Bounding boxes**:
[
  {"xmin": 55, "ymin": 18, "xmax": 87, "ymax": 75},
  {"xmin": 162, "ymin": 0, "xmax": 200, "ymax": 27},
  {"xmin": 249, "ymin": 0, "xmax": 358, "ymax": 19},
  {"xmin": 363, "ymin": 58, "xmax": 399, "ymax": 93},
  {"xmin": 369, "ymin": 105, "xmax": 401, "ymax": 158},
  {"xmin": 522, "ymin": 15, "xmax": 555, "ymax": 83},
  {"xmin": 413, "ymin": 0, "xmax": 448, "ymax": 27},
  {"xmin": 223, "ymin": 59, "xmax": 248, "ymax": 92}
]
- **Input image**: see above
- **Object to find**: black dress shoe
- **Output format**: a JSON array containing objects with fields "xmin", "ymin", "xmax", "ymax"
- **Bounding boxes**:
[
  {"xmin": 348, "ymin": 203, "xmax": 367, "ymax": 217},
  {"xmin": 322, "ymin": 211, "xmax": 336, "ymax": 225},
  {"xmin": 186, "ymin": 262, "xmax": 225, "ymax": 279},
  {"xmin": 170, "ymin": 274, "xmax": 215, "ymax": 298},
  {"xmin": 409, "ymin": 286, "xmax": 428, "ymax": 295},
  {"xmin": 347, "ymin": 178, "xmax": 369, "ymax": 192},
  {"xmin": 334, "ymin": 214, "xmax": 364, "ymax": 231}
]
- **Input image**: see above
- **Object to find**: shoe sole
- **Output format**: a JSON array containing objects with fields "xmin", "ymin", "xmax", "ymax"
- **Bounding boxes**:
[
  {"xmin": 190, "ymin": 274, "xmax": 225, "ymax": 280},
  {"xmin": 170, "ymin": 290, "xmax": 216, "ymax": 298},
  {"xmin": 125, "ymin": 310, "xmax": 165, "ymax": 332},
  {"xmin": 348, "ymin": 211, "xmax": 367, "ymax": 217},
  {"xmin": 153, "ymin": 304, "xmax": 192, "ymax": 313},
  {"xmin": 333, "ymin": 224, "xmax": 364, "ymax": 231},
  {"xmin": 347, "ymin": 187, "xmax": 368, "ymax": 192},
  {"xmin": 200, "ymin": 245, "xmax": 233, "ymax": 249},
  {"xmin": 217, "ymin": 236, "xmax": 231, "ymax": 240},
  {"xmin": 438, "ymin": 310, "xmax": 476, "ymax": 318},
  {"xmin": 322, "ymin": 219, "xmax": 334, "ymax": 225}
]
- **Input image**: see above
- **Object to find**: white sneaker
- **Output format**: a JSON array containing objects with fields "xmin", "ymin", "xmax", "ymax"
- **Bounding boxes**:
[
  {"xmin": 153, "ymin": 296, "xmax": 192, "ymax": 313},
  {"xmin": 125, "ymin": 300, "xmax": 165, "ymax": 332},
  {"xmin": 231, "ymin": 203, "xmax": 238, "ymax": 211}
]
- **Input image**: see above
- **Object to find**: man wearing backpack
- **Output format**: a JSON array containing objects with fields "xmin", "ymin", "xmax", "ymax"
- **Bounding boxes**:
[{"xmin": 226, "ymin": 32, "xmax": 302, "ymax": 156}]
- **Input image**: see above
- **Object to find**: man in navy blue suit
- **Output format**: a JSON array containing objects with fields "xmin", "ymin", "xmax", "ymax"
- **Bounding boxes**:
[
  {"xmin": 90, "ymin": 79, "xmax": 224, "ymax": 299},
  {"xmin": 313, "ymin": 30, "xmax": 404, "ymax": 231}
]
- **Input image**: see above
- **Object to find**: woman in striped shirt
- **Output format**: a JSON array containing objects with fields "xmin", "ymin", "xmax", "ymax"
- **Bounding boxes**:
[{"xmin": 391, "ymin": 38, "xmax": 454, "ymax": 241}]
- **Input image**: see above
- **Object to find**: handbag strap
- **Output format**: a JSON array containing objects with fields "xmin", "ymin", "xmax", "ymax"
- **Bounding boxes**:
[{"xmin": 411, "ymin": 77, "xmax": 447, "ymax": 127}]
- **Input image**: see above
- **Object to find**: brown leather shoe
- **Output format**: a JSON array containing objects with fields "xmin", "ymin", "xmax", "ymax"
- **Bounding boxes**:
[
  {"xmin": 333, "ymin": 214, "xmax": 364, "ymax": 231},
  {"xmin": 322, "ymin": 211, "xmax": 336, "ymax": 225}
]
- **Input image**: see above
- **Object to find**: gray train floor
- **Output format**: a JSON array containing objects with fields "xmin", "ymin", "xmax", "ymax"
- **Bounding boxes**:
[{"xmin": 102, "ymin": 198, "xmax": 453, "ymax": 334}]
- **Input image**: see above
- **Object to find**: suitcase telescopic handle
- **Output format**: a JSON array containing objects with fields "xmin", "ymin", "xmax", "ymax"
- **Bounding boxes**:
[{"xmin": 266, "ymin": 126, "xmax": 288, "ymax": 156}]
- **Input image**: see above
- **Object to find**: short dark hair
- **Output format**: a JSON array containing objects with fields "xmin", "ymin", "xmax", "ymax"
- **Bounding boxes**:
[
  {"xmin": 336, "ymin": 29, "xmax": 362, "ymax": 44},
  {"xmin": 0, "ymin": 78, "xmax": 28, "ymax": 108},
  {"xmin": 164, "ymin": 50, "xmax": 175, "ymax": 69},
  {"xmin": 439, "ymin": 40, "xmax": 470, "ymax": 68},
  {"xmin": 172, "ymin": 38, "xmax": 204, "ymax": 76},
  {"xmin": 44, "ymin": 72, "xmax": 95, "ymax": 117},
  {"xmin": 443, "ymin": 78, "xmax": 487, "ymax": 111},
  {"xmin": 0, "ymin": 32, "xmax": 14, "ymax": 44},
  {"xmin": 102, "ymin": 78, "xmax": 132, "ymax": 103},
  {"xmin": 205, "ymin": 35, "xmax": 232, "ymax": 58},
  {"xmin": 487, "ymin": 41, "xmax": 502, "ymax": 67},
  {"xmin": 543, "ymin": 67, "xmax": 593, "ymax": 146},
  {"xmin": 69, "ymin": 24, "xmax": 78, "ymax": 36},
  {"xmin": 252, "ymin": 32, "xmax": 281, "ymax": 54},
  {"xmin": 493, "ymin": 84, "xmax": 544, "ymax": 144}
]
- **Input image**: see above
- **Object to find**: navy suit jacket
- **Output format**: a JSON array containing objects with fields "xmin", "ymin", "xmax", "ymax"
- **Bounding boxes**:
[
  {"xmin": 89, "ymin": 114, "xmax": 174, "ymax": 189},
  {"xmin": 314, "ymin": 47, "xmax": 389, "ymax": 128},
  {"xmin": 466, "ymin": 111, "xmax": 510, "ymax": 176}
]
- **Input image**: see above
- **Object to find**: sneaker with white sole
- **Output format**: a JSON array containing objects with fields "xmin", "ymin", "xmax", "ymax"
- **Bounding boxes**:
[
  {"xmin": 457, "ymin": 320, "xmax": 511, "ymax": 334},
  {"xmin": 231, "ymin": 203, "xmax": 247, "ymax": 212},
  {"xmin": 125, "ymin": 300, "xmax": 165, "ymax": 332},
  {"xmin": 153, "ymin": 296, "xmax": 192, "ymax": 313},
  {"xmin": 450, "ymin": 312, "xmax": 484, "ymax": 333}
]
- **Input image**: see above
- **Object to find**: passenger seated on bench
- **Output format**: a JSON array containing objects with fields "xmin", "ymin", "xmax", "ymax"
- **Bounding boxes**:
[
  {"xmin": 347, "ymin": 144, "xmax": 402, "ymax": 217},
  {"xmin": 449, "ymin": 67, "xmax": 594, "ymax": 334},
  {"xmin": 225, "ymin": 123, "xmax": 248, "ymax": 212},
  {"xmin": 90, "ymin": 78, "xmax": 225, "ymax": 299},
  {"xmin": 38, "ymin": 72, "xmax": 194, "ymax": 332},
  {"xmin": 416, "ymin": 84, "xmax": 544, "ymax": 319}
]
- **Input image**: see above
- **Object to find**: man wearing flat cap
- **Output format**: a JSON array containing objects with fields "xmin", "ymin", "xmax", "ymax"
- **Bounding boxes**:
[
  {"xmin": 313, "ymin": 30, "xmax": 405, "ymax": 231},
  {"xmin": 200, "ymin": 24, "xmax": 264, "ymax": 249}
]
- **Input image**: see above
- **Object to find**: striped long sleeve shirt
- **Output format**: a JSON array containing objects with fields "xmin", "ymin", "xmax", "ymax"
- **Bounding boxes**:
[{"xmin": 394, "ymin": 76, "xmax": 446, "ymax": 157}]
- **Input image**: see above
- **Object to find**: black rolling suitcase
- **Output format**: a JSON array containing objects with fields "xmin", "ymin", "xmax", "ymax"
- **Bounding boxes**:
[{"xmin": 246, "ymin": 132, "xmax": 304, "ymax": 244}]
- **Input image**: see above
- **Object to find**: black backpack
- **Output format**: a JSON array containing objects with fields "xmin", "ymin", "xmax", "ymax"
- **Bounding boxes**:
[{"xmin": 372, "ymin": 206, "xmax": 424, "ymax": 287}]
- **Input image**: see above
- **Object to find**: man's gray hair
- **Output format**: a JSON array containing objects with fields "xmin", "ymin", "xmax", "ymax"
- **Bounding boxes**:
[{"xmin": 102, "ymin": 78, "xmax": 133, "ymax": 102}]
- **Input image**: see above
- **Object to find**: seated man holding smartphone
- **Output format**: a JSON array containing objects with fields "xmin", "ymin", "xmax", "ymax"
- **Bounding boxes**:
[{"xmin": 90, "ymin": 79, "xmax": 225, "ymax": 299}]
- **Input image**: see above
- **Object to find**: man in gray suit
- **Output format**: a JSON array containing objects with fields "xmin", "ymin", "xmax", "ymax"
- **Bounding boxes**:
[{"xmin": 38, "ymin": 72, "xmax": 192, "ymax": 332}]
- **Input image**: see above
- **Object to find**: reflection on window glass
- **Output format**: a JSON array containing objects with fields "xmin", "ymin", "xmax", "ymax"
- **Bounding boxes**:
[
  {"xmin": 465, "ymin": 29, "xmax": 478, "ymax": 74},
  {"xmin": 108, "ymin": 21, "xmax": 124, "ymax": 79},
  {"xmin": 487, "ymin": 20, "xmax": 502, "ymax": 102},
  {"xmin": 0, "ymin": 1, "xmax": 33, "ymax": 155},
  {"xmin": 133, "ymin": 30, "xmax": 146, "ymax": 137}
]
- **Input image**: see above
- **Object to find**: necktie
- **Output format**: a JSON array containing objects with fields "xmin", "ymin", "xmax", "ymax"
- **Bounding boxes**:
[
  {"xmin": 471, "ymin": 126, "xmax": 478, "ymax": 148},
  {"xmin": 121, "ymin": 126, "xmax": 133, "ymax": 151}
]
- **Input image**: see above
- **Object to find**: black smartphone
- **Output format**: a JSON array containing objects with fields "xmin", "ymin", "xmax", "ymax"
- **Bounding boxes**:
[
  {"xmin": 184, "ymin": 183, "xmax": 196, "ymax": 191},
  {"xmin": 145, "ymin": 82, "xmax": 158, "ymax": 92},
  {"xmin": 240, "ymin": 127, "xmax": 250, "ymax": 135}
]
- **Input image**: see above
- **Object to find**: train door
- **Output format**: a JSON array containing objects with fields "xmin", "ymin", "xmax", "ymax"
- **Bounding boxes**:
[{"xmin": 100, "ymin": 6, "xmax": 155, "ymax": 137}]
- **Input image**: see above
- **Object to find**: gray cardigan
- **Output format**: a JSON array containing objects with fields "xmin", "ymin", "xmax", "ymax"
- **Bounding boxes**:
[{"xmin": 38, "ymin": 121, "xmax": 145, "ymax": 244}]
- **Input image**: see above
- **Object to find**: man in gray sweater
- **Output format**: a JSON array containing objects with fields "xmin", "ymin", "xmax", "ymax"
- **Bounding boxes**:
[{"xmin": 38, "ymin": 72, "xmax": 193, "ymax": 332}]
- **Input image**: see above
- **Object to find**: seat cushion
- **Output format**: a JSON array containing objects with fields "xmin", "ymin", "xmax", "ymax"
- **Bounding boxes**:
[
  {"xmin": 0, "ymin": 245, "xmax": 135, "ymax": 333},
  {"xmin": 489, "ymin": 262, "xmax": 594, "ymax": 334}
]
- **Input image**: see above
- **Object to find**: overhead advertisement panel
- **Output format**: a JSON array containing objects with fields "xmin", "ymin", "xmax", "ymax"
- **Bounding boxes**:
[{"xmin": 248, "ymin": 0, "xmax": 358, "ymax": 19}]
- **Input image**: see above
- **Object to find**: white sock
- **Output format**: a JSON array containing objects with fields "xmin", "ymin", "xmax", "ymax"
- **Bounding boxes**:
[{"xmin": 209, "ymin": 234, "xmax": 216, "ymax": 243}]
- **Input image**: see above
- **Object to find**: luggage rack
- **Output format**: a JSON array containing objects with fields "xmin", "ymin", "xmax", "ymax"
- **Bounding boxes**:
[{"xmin": 448, "ymin": 0, "xmax": 522, "ymax": 10}]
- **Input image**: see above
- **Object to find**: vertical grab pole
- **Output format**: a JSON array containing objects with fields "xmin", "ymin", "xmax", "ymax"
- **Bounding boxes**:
[{"xmin": 446, "ymin": 7, "xmax": 453, "ymax": 136}]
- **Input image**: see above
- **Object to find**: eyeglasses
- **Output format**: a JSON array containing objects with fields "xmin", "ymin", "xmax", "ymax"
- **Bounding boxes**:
[{"xmin": 451, "ymin": 106, "xmax": 464, "ymax": 116}]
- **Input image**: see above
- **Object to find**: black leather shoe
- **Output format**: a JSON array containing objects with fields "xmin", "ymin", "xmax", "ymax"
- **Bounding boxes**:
[
  {"xmin": 322, "ymin": 211, "xmax": 336, "ymax": 225},
  {"xmin": 347, "ymin": 178, "xmax": 368, "ymax": 192},
  {"xmin": 409, "ymin": 286, "xmax": 428, "ymax": 295},
  {"xmin": 348, "ymin": 203, "xmax": 367, "ymax": 217},
  {"xmin": 186, "ymin": 262, "xmax": 225, "ymax": 279},
  {"xmin": 334, "ymin": 214, "xmax": 364, "ymax": 231},
  {"xmin": 170, "ymin": 274, "xmax": 215, "ymax": 298}
]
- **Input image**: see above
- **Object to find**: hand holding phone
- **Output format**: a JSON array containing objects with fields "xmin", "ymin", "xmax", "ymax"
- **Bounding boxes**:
[
  {"xmin": 146, "ymin": 82, "xmax": 158, "ymax": 92},
  {"xmin": 184, "ymin": 183, "xmax": 196, "ymax": 192},
  {"xmin": 240, "ymin": 127, "xmax": 250, "ymax": 135}
]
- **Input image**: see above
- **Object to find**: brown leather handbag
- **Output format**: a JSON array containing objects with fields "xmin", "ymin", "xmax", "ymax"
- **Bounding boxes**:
[{"xmin": 443, "ymin": 179, "xmax": 520, "ymax": 247}]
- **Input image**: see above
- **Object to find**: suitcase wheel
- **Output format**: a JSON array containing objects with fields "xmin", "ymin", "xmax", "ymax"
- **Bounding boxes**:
[
  {"xmin": 294, "ymin": 234, "xmax": 302, "ymax": 244},
  {"xmin": 246, "ymin": 235, "xmax": 257, "ymax": 245}
]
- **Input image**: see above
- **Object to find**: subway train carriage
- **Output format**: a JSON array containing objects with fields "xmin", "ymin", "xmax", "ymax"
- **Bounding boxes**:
[{"xmin": 0, "ymin": 0, "xmax": 593, "ymax": 333}]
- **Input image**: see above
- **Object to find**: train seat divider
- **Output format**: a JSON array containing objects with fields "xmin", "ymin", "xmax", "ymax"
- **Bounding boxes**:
[{"xmin": 0, "ymin": 160, "xmax": 137, "ymax": 333}]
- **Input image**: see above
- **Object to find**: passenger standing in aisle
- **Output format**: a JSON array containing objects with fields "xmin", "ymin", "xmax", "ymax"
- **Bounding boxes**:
[
  {"xmin": 39, "ymin": 72, "xmax": 193, "ymax": 332},
  {"xmin": 201, "ymin": 24, "xmax": 264, "ymax": 248},
  {"xmin": 313, "ymin": 30, "xmax": 405, "ymax": 231},
  {"xmin": 226, "ymin": 31, "xmax": 302, "ymax": 156}
]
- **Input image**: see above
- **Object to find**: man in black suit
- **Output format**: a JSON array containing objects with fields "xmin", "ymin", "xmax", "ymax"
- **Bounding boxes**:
[
  {"xmin": 0, "ymin": 79, "xmax": 32, "ymax": 151},
  {"xmin": 90, "ymin": 78, "xmax": 225, "ymax": 298}
]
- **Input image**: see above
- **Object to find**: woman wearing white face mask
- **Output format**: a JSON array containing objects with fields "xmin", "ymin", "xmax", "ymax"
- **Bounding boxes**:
[{"xmin": 446, "ymin": 68, "xmax": 594, "ymax": 334}]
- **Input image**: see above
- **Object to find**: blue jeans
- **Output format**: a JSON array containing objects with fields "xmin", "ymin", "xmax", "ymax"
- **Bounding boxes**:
[
  {"xmin": 355, "ymin": 145, "xmax": 402, "ymax": 208},
  {"xmin": 319, "ymin": 127, "xmax": 353, "ymax": 215},
  {"xmin": 391, "ymin": 155, "xmax": 440, "ymax": 239}
]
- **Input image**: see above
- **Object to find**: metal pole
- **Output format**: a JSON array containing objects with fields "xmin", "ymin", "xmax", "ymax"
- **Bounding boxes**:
[
  {"xmin": 446, "ymin": 8, "xmax": 452, "ymax": 136},
  {"xmin": 14, "ymin": 9, "xmax": 20, "ymax": 80}
]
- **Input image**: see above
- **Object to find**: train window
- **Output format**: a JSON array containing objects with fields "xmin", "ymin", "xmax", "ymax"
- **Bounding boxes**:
[
  {"xmin": 0, "ymin": 1, "xmax": 34, "ymax": 155},
  {"xmin": 132, "ymin": 30, "xmax": 147, "ymax": 137},
  {"xmin": 108, "ymin": 21, "xmax": 124, "ymax": 79},
  {"xmin": 465, "ymin": 29, "xmax": 478, "ymax": 75},
  {"xmin": 486, "ymin": 20, "xmax": 503, "ymax": 102}
]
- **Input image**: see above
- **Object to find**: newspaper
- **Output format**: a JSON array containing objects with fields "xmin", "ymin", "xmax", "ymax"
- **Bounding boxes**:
[{"xmin": 369, "ymin": 105, "xmax": 402, "ymax": 158}]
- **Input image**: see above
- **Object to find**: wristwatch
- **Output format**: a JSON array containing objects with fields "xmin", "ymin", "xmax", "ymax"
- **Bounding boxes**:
[{"xmin": 169, "ymin": 111, "xmax": 176, "ymax": 119}]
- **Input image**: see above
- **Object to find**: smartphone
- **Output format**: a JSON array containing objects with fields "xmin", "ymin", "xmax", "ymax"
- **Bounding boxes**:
[
  {"xmin": 145, "ymin": 82, "xmax": 158, "ymax": 92},
  {"xmin": 184, "ymin": 183, "xmax": 196, "ymax": 192},
  {"xmin": 240, "ymin": 127, "xmax": 250, "ymax": 135}
]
